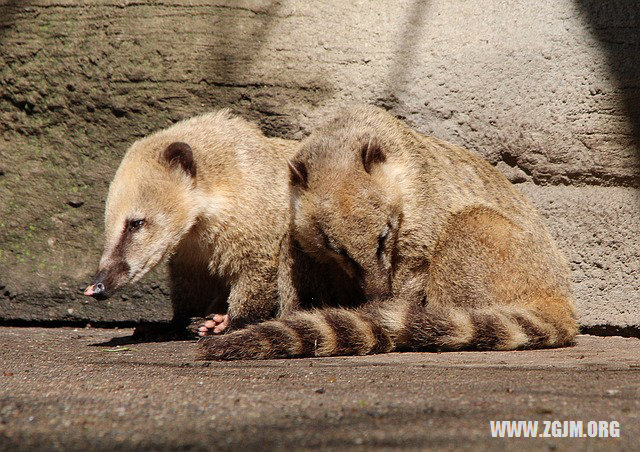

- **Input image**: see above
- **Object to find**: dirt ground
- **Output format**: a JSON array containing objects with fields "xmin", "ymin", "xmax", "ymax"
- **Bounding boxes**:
[{"xmin": 0, "ymin": 327, "xmax": 637, "ymax": 451}]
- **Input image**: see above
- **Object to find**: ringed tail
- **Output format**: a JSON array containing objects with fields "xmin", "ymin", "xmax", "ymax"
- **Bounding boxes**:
[{"xmin": 197, "ymin": 299, "xmax": 577, "ymax": 361}]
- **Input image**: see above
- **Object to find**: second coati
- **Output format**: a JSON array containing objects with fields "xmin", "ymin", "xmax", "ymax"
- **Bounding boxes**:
[
  {"xmin": 84, "ymin": 110, "xmax": 299, "ymax": 335},
  {"xmin": 198, "ymin": 105, "xmax": 578, "ymax": 359}
]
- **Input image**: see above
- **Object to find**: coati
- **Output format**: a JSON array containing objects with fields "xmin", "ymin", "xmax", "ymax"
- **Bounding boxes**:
[
  {"xmin": 84, "ymin": 110, "xmax": 299, "ymax": 335},
  {"xmin": 198, "ymin": 105, "xmax": 578, "ymax": 359}
]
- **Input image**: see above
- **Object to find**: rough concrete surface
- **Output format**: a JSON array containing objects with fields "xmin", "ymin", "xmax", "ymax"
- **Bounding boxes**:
[
  {"xmin": 521, "ymin": 184, "xmax": 640, "ymax": 328},
  {"xmin": 0, "ymin": 1, "xmax": 638, "ymax": 327},
  {"xmin": 0, "ymin": 327, "xmax": 638, "ymax": 450}
]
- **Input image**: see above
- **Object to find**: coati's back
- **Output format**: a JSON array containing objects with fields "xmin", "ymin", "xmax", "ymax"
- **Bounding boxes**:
[
  {"xmin": 123, "ymin": 109, "xmax": 298, "ymax": 194},
  {"xmin": 311, "ymin": 105, "xmax": 540, "ymax": 222},
  {"xmin": 311, "ymin": 105, "xmax": 571, "ymax": 292}
]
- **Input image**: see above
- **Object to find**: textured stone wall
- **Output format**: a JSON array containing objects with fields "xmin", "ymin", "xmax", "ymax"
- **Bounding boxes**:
[{"xmin": 0, "ymin": 0, "xmax": 638, "ymax": 329}]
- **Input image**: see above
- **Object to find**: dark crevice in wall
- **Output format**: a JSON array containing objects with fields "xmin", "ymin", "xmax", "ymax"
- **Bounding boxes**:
[
  {"xmin": 580, "ymin": 325, "xmax": 640, "ymax": 339},
  {"xmin": 0, "ymin": 319, "xmax": 141, "ymax": 329}
]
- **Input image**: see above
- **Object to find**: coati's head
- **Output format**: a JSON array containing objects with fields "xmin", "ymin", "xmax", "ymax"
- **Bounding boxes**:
[
  {"xmin": 84, "ymin": 140, "xmax": 198, "ymax": 299},
  {"xmin": 289, "ymin": 131, "xmax": 403, "ymax": 301}
]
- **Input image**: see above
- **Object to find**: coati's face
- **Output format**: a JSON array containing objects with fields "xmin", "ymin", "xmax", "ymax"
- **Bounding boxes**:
[
  {"xmin": 289, "ymin": 135, "xmax": 402, "ymax": 300},
  {"xmin": 84, "ymin": 141, "xmax": 198, "ymax": 299}
]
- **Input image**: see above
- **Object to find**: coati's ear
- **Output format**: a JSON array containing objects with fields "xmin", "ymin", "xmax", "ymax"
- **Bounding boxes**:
[
  {"xmin": 163, "ymin": 142, "xmax": 196, "ymax": 179},
  {"xmin": 288, "ymin": 160, "xmax": 308, "ymax": 189},
  {"xmin": 361, "ymin": 136, "xmax": 386, "ymax": 174}
]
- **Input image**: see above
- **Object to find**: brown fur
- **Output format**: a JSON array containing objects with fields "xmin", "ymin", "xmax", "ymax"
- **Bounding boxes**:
[
  {"xmin": 198, "ymin": 106, "xmax": 577, "ymax": 359},
  {"xmin": 87, "ymin": 110, "xmax": 299, "ymax": 332}
]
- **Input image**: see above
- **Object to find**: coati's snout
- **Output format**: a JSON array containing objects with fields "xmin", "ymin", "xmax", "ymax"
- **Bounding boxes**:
[
  {"xmin": 84, "ymin": 263, "xmax": 130, "ymax": 300},
  {"xmin": 84, "ymin": 278, "xmax": 108, "ymax": 300},
  {"xmin": 85, "ymin": 140, "xmax": 199, "ymax": 301}
]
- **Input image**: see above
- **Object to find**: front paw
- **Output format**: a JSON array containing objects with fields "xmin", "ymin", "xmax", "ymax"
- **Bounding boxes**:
[{"xmin": 195, "ymin": 314, "xmax": 231, "ymax": 337}]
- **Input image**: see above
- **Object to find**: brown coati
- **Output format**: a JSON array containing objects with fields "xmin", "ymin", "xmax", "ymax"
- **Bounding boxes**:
[
  {"xmin": 198, "ymin": 105, "xmax": 578, "ymax": 359},
  {"xmin": 84, "ymin": 110, "xmax": 299, "ymax": 335}
]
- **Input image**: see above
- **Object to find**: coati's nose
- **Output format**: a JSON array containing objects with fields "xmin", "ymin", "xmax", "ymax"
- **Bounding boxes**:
[
  {"xmin": 84, "ymin": 282, "xmax": 109, "ymax": 300},
  {"xmin": 84, "ymin": 271, "xmax": 110, "ymax": 300},
  {"xmin": 92, "ymin": 282, "xmax": 105, "ymax": 295}
]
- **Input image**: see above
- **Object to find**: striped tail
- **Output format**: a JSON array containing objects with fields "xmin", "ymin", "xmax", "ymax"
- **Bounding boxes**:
[
  {"xmin": 197, "ymin": 308, "xmax": 394, "ymax": 360},
  {"xmin": 197, "ymin": 299, "xmax": 577, "ymax": 360}
]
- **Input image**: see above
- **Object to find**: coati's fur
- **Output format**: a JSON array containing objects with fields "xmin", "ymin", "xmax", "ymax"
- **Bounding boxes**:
[
  {"xmin": 85, "ymin": 110, "xmax": 299, "ymax": 332},
  {"xmin": 198, "ymin": 105, "xmax": 578, "ymax": 359}
]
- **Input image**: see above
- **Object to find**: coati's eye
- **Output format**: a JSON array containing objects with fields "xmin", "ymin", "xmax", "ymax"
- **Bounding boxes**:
[
  {"xmin": 127, "ymin": 219, "xmax": 145, "ymax": 231},
  {"xmin": 319, "ymin": 229, "xmax": 341, "ymax": 256},
  {"xmin": 317, "ymin": 226, "xmax": 361, "ymax": 274}
]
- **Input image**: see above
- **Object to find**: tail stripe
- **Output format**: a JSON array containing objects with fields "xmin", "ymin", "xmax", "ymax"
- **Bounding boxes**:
[
  {"xmin": 444, "ymin": 309, "xmax": 474, "ymax": 348},
  {"xmin": 469, "ymin": 311, "xmax": 506, "ymax": 350},
  {"xmin": 402, "ymin": 303, "xmax": 459, "ymax": 351},
  {"xmin": 322, "ymin": 310, "xmax": 370, "ymax": 355},
  {"xmin": 512, "ymin": 312, "xmax": 551, "ymax": 347},
  {"xmin": 254, "ymin": 322, "xmax": 303, "ymax": 358},
  {"xmin": 494, "ymin": 311, "xmax": 530, "ymax": 350},
  {"xmin": 301, "ymin": 311, "xmax": 338, "ymax": 356},
  {"xmin": 531, "ymin": 310, "xmax": 565, "ymax": 345},
  {"xmin": 367, "ymin": 314, "xmax": 394, "ymax": 353},
  {"xmin": 198, "ymin": 328, "xmax": 268, "ymax": 360},
  {"xmin": 281, "ymin": 316, "xmax": 325, "ymax": 356}
]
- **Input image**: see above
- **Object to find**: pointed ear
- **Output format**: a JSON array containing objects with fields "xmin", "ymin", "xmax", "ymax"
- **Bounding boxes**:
[
  {"xmin": 163, "ymin": 142, "xmax": 196, "ymax": 179},
  {"xmin": 288, "ymin": 160, "xmax": 309, "ymax": 189},
  {"xmin": 361, "ymin": 136, "xmax": 386, "ymax": 174}
]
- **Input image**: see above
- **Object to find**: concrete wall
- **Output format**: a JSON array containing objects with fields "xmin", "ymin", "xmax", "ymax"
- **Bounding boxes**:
[{"xmin": 0, "ymin": 0, "xmax": 638, "ymax": 329}]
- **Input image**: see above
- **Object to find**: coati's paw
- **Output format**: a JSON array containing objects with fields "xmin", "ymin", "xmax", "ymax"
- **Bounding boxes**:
[{"xmin": 198, "ymin": 314, "xmax": 230, "ymax": 336}]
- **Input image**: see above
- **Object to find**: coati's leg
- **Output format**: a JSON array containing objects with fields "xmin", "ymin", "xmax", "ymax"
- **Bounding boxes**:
[
  {"xmin": 197, "ymin": 268, "xmax": 279, "ymax": 336},
  {"xmin": 168, "ymin": 254, "xmax": 230, "ymax": 337},
  {"xmin": 276, "ymin": 233, "xmax": 304, "ymax": 316}
]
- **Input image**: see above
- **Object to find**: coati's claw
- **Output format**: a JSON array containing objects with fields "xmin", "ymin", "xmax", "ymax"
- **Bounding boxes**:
[{"xmin": 198, "ymin": 314, "xmax": 230, "ymax": 336}]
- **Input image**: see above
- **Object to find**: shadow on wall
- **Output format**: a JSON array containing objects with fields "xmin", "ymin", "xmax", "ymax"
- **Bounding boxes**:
[
  {"xmin": 576, "ymin": 0, "xmax": 640, "ymax": 167},
  {"xmin": 207, "ymin": 1, "xmax": 282, "ymax": 86},
  {"xmin": 204, "ymin": 1, "xmax": 334, "ymax": 137},
  {"xmin": 381, "ymin": 0, "xmax": 430, "ymax": 109}
]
